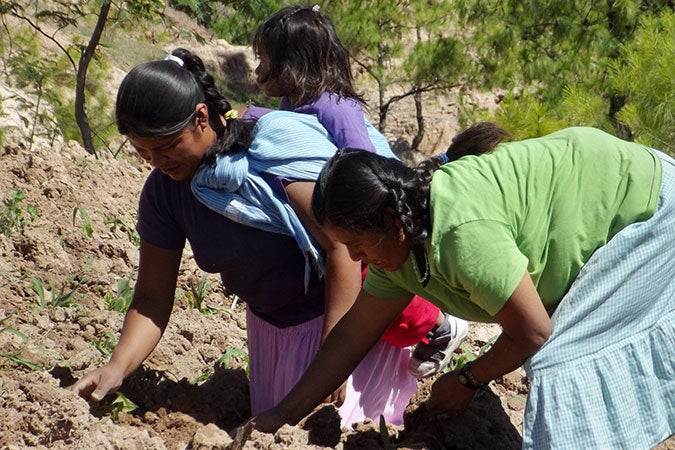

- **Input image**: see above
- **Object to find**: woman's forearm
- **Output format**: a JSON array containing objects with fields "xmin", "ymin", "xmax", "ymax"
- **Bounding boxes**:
[
  {"xmin": 467, "ymin": 331, "xmax": 543, "ymax": 384},
  {"xmin": 470, "ymin": 271, "xmax": 552, "ymax": 383},
  {"xmin": 107, "ymin": 303, "xmax": 171, "ymax": 378},
  {"xmin": 274, "ymin": 291, "xmax": 411, "ymax": 425},
  {"xmin": 321, "ymin": 246, "xmax": 362, "ymax": 341}
]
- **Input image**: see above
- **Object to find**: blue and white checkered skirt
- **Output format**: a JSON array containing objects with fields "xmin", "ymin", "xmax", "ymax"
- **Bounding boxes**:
[{"xmin": 523, "ymin": 150, "xmax": 675, "ymax": 449}]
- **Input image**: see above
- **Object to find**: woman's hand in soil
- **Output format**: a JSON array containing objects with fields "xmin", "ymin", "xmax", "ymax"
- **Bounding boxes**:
[
  {"xmin": 252, "ymin": 407, "xmax": 287, "ymax": 433},
  {"xmin": 426, "ymin": 370, "xmax": 476, "ymax": 415},
  {"xmin": 324, "ymin": 380, "xmax": 347, "ymax": 406},
  {"xmin": 67, "ymin": 363, "xmax": 124, "ymax": 402}
]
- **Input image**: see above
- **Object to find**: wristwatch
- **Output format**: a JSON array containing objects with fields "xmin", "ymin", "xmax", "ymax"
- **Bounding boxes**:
[{"xmin": 457, "ymin": 363, "xmax": 486, "ymax": 389}]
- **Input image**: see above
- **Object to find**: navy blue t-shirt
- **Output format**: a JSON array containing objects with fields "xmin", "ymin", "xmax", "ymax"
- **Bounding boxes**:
[{"xmin": 136, "ymin": 169, "xmax": 325, "ymax": 327}]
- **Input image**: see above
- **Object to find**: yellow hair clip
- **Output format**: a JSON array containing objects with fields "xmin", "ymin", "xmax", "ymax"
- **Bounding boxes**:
[{"xmin": 223, "ymin": 109, "xmax": 238, "ymax": 121}]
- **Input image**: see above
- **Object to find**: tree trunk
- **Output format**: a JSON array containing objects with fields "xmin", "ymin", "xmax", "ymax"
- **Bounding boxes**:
[
  {"xmin": 376, "ymin": 43, "xmax": 388, "ymax": 132},
  {"xmin": 410, "ymin": 89, "xmax": 425, "ymax": 151},
  {"xmin": 608, "ymin": 94, "xmax": 633, "ymax": 141},
  {"xmin": 74, "ymin": 0, "xmax": 110, "ymax": 156}
]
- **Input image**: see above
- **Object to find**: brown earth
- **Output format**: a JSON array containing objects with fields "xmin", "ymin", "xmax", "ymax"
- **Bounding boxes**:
[{"xmin": 1, "ymin": 7, "xmax": 673, "ymax": 450}]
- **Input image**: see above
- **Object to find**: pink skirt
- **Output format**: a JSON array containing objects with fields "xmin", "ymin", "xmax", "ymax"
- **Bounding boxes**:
[{"xmin": 246, "ymin": 307, "xmax": 418, "ymax": 427}]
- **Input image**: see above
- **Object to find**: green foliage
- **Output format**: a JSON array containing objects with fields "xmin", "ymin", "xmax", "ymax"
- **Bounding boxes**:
[
  {"xmin": 104, "ymin": 214, "xmax": 140, "ymax": 248},
  {"xmin": 2, "ymin": 0, "xmax": 164, "ymax": 155},
  {"xmin": 5, "ymin": 32, "xmax": 63, "ymax": 148},
  {"xmin": 404, "ymin": 37, "xmax": 466, "ymax": 87},
  {"xmin": 72, "ymin": 206, "xmax": 94, "ymax": 238},
  {"xmin": 183, "ymin": 274, "xmax": 224, "ymax": 314},
  {"xmin": 94, "ymin": 391, "xmax": 138, "ymax": 423},
  {"xmin": 494, "ymin": 92, "xmax": 577, "ymax": 140},
  {"xmin": 379, "ymin": 414, "xmax": 393, "ymax": 449},
  {"xmin": 0, "ymin": 313, "xmax": 45, "ymax": 371},
  {"xmin": 453, "ymin": 0, "xmax": 674, "ymax": 141},
  {"xmin": 217, "ymin": 347, "xmax": 249, "ymax": 378},
  {"xmin": 168, "ymin": 0, "xmax": 217, "ymax": 28},
  {"xmin": 127, "ymin": 0, "xmax": 166, "ymax": 21},
  {"xmin": 3, "ymin": 0, "xmax": 671, "ymax": 158},
  {"xmin": 30, "ymin": 275, "xmax": 81, "ymax": 310},
  {"xmin": 104, "ymin": 278, "xmax": 135, "ymax": 313},
  {"xmin": 211, "ymin": 0, "xmax": 284, "ymax": 45},
  {"xmin": 94, "ymin": 331, "xmax": 118, "ymax": 356},
  {"xmin": 449, "ymin": 334, "xmax": 499, "ymax": 372},
  {"xmin": 610, "ymin": 10, "xmax": 674, "ymax": 154},
  {"xmin": 0, "ymin": 189, "xmax": 36, "ymax": 237}
]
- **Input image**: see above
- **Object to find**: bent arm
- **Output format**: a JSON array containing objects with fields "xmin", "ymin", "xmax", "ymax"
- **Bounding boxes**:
[
  {"xmin": 469, "ymin": 270, "xmax": 552, "ymax": 382},
  {"xmin": 68, "ymin": 240, "xmax": 181, "ymax": 400},
  {"xmin": 265, "ymin": 290, "xmax": 412, "ymax": 426},
  {"xmin": 285, "ymin": 181, "xmax": 362, "ymax": 341},
  {"xmin": 427, "ymin": 271, "xmax": 551, "ymax": 412},
  {"xmin": 109, "ymin": 240, "xmax": 182, "ymax": 375}
]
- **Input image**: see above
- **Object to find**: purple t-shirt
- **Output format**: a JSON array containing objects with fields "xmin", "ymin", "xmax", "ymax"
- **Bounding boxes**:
[
  {"xmin": 281, "ymin": 92, "xmax": 376, "ymax": 152},
  {"xmin": 136, "ymin": 169, "xmax": 325, "ymax": 327}
]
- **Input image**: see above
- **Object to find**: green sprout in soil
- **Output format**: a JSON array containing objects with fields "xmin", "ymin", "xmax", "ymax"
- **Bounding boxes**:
[
  {"xmin": 104, "ymin": 278, "xmax": 134, "ymax": 313},
  {"xmin": 217, "ymin": 347, "xmax": 250, "ymax": 378},
  {"xmin": 0, "ymin": 189, "xmax": 36, "ymax": 237},
  {"xmin": 94, "ymin": 332, "xmax": 118, "ymax": 357},
  {"xmin": 182, "ymin": 274, "xmax": 225, "ymax": 315},
  {"xmin": 104, "ymin": 215, "xmax": 140, "ymax": 248},
  {"xmin": 30, "ymin": 275, "xmax": 82, "ymax": 310},
  {"xmin": 449, "ymin": 334, "xmax": 499, "ymax": 372},
  {"xmin": 0, "ymin": 314, "xmax": 45, "ymax": 371},
  {"xmin": 72, "ymin": 206, "xmax": 94, "ymax": 238},
  {"xmin": 94, "ymin": 391, "xmax": 138, "ymax": 423},
  {"xmin": 379, "ymin": 414, "xmax": 394, "ymax": 449}
]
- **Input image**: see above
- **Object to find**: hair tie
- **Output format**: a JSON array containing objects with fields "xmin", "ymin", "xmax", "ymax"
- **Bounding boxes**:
[
  {"xmin": 438, "ymin": 153, "xmax": 450, "ymax": 164},
  {"xmin": 312, "ymin": 4, "xmax": 320, "ymax": 12},
  {"xmin": 164, "ymin": 54, "xmax": 184, "ymax": 67},
  {"xmin": 223, "ymin": 109, "xmax": 238, "ymax": 121}
]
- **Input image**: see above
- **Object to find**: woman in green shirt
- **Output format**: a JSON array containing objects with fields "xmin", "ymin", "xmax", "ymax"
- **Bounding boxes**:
[{"xmin": 255, "ymin": 123, "xmax": 674, "ymax": 449}]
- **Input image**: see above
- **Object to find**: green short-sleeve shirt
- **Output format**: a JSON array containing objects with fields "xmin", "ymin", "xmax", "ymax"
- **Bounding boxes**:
[{"xmin": 364, "ymin": 127, "xmax": 662, "ymax": 322}]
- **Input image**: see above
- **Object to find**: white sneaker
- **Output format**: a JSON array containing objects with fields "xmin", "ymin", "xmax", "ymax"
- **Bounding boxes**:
[{"xmin": 408, "ymin": 314, "xmax": 469, "ymax": 378}]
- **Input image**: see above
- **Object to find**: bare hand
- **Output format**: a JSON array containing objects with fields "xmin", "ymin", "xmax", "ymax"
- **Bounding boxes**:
[
  {"xmin": 426, "ymin": 370, "xmax": 477, "ymax": 415},
  {"xmin": 323, "ymin": 380, "xmax": 347, "ymax": 406},
  {"xmin": 66, "ymin": 364, "xmax": 124, "ymax": 402},
  {"xmin": 253, "ymin": 407, "xmax": 287, "ymax": 434}
]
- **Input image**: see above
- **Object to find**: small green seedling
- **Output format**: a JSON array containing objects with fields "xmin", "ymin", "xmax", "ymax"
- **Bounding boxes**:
[
  {"xmin": 217, "ymin": 347, "xmax": 249, "ymax": 378},
  {"xmin": 104, "ymin": 215, "xmax": 140, "ymax": 247},
  {"xmin": 0, "ymin": 314, "xmax": 45, "ymax": 371},
  {"xmin": 94, "ymin": 332, "xmax": 118, "ymax": 356},
  {"xmin": 186, "ymin": 274, "xmax": 211, "ymax": 310},
  {"xmin": 72, "ymin": 206, "xmax": 94, "ymax": 238},
  {"xmin": 448, "ymin": 334, "xmax": 499, "ymax": 372},
  {"xmin": 104, "ymin": 278, "xmax": 134, "ymax": 313},
  {"xmin": 379, "ymin": 414, "xmax": 393, "ymax": 449},
  {"xmin": 94, "ymin": 392, "xmax": 138, "ymax": 423},
  {"xmin": 30, "ymin": 275, "xmax": 82, "ymax": 310},
  {"xmin": 191, "ymin": 372, "xmax": 212, "ymax": 384},
  {"xmin": 184, "ymin": 274, "xmax": 223, "ymax": 314},
  {"xmin": 0, "ymin": 189, "xmax": 36, "ymax": 236}
]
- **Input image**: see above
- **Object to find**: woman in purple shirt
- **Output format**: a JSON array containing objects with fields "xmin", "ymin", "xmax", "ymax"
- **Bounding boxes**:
[{"xmin": 67, "ymin": 48, "xmax": 417, "ymax": 427}]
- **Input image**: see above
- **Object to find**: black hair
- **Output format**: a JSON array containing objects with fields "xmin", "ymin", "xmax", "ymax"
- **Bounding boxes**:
[
  {"xmin": 252, "ymin": 5, "xmax": 364, "ymax": 107},
  {"xmin": 312, "ymin": 122, "xmax": 511, "ymax": 242},
  {"xmin": 116, "ymin": 47, "xmax": 254, "ymax": 164}
]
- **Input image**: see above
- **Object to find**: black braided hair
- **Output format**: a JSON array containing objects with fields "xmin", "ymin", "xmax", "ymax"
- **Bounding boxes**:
[
  {"xmin": 115, "ymin": 48, "xmax": 254, "ymax": 164},
  {"xmin": 312, "ymin": 123, "xmax": 510, "ymax": 243},
  {"xmin": 169, "ymin": 48, "xmax": 254, "ymax": 164},
  {"xmin": 312, "ymin": 148, "xmax": 429, "ymax": 243}
]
